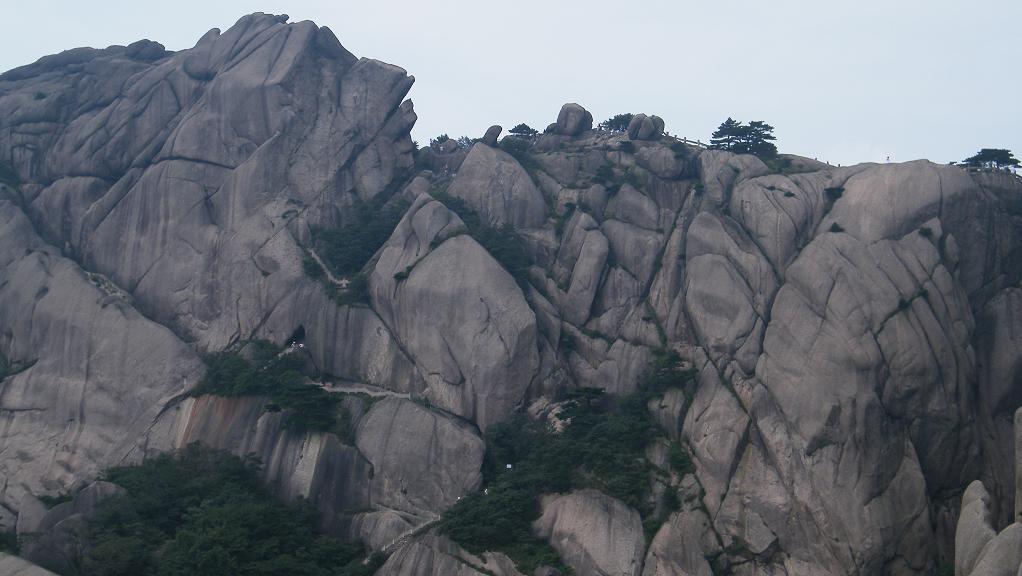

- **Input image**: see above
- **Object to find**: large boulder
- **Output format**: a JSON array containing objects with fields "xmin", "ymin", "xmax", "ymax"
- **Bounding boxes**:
[
  {"xmin": 643, "ymin": 507, "xmax": 718, "ymax": 576},
  {"xmin": 750, "ymin": 218, "xmax": 976, "ymax": 573},
  {"xmin": 956, "ymin": 481, "xmax": 998, "ymax": 576},
  {"xmin": 605, "ymin": 184, "xmax": 661, "ymax": 231},
  {"xmin": 551, "ymin": 211, "xmax": 609, "ymax": 326},
  {"xmin": 727, "ymin": 172, "xmax": 831, "ymax": 271},
  {"xmin": 18, "ymin": 481, "xmax": 124, "ymax": 573},
  {"xmin": 482, "ymin": 125, "xmax": 502, "ymax": 146},
  {"xmin": 0, "ymin": 200, "xmax": 203, "ymax": 510},
  {"xmin": 821, "ymin": 161, "xmax": 976, "ymax": 242},
  {"xmin": 682, "ymin": 366, "xmax": 750, "ymax": 513},
  {"xmin": 554, "ymin": 103, "xmax": 593, "ymax": 136},
  {"xmin": 627, "ymin": 114, "xmax": 665, "ymax": 141},
  {"xmin": 684, "ymin": 211, "xmax": 777, "ymax": 373},
  {"xmin": 0, "ymin": 554, "xmax": 58, "ymax": 576},
  {"xmin": 965, "ymin": 523, "xmax": 1022, "ymax": 576},
  {"xmin": 355, "ymin": 398, "xmax": 485, "ymax": 518},
  {"xmin": 445, "ymin": 143, "xmax": 548, "ymax": 228},
  {"xmin": 635, "ymin": 145, "xmax": 687, "ymax": 179},
  {"xmin": 377, "ymin": 532, "xmax": 524, "ymax": 576},
  {"xmin": 370, "ymin": 196, "xmax": 540, "ymax": 428},
  {"xmin": 533, "ymin": 490, "xmax": 645, "ymax": 576}
]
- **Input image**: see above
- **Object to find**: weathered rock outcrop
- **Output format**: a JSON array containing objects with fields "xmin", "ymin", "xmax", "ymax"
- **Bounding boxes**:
[
  {"xmin": 643, "ymin": 475, "xmax": 721, "ymax": 576},
  {"xmin": 0, "ymin": 13, "xmax": 501, "ymax": 557},
  {"xmin": 158, "ymin": 395, "xmax": 374, "ymax": 531},
  {"xmin": 0, "ymin": 198, "xmax": 203, "ymax": 513},
  {"xmin": 369, "ymin": 194, "xmax": 540, "ymax": 428},
  {"xmin": 17, "ymin": 481, "xmax": 123, "ymax": 573},
  {"xmin": 355, "ymin": 397, "xmax": 484, "ymax": 518},
  {"xmin": 553, "ymin": 103, "xmax": 593, "ymax": 136},
  {"xmin": 482, "ymin": 125, "xmax": 502, "ymax": 147},
  {"xmin": 534, "ymin": 490, "xmax": 645, "ymax": 576},
  {"xmin": 446, "ymin": 143, "xmax": 548, "ymax": 228},
  {"xmin": 627, "ymin": 114, "xmax": 665, "ymax": 141},
  {"xmin": 377, "ymin": 532, "xmax": 524, "ymax": 576},
  {"xmin": 2, "ymin": 12, "xmax": 1022, "ymax": 576},
  {"xmin": 954, "ymin": 408, "xmax": 1022, "ymax": 576},
  {"xmin": 0, "ymin": 12, "xmax": 416, "ymax": 367},
  {"xmin": 956, "ymin": 481, "xmax": 998, "ymax": 576},
  {"xmin": 0, "ymin": 553, "xmax": 58, "ymax": 576}
]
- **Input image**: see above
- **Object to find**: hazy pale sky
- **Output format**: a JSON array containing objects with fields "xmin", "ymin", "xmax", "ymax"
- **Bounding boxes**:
[{"xmin": 5, "ymin": 1, "xmax": 1020, "ymax": 166}]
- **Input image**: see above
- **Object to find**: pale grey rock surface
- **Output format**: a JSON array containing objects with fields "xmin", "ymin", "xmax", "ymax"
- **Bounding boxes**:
[
  {"xmin": 18, "ymin": 481, "xmax": 123, "ymax": 573},
  {"xmin": 683, "ymin": 366, "xmax": 749, "ymax": 513},
  {"xmin": 1, "ymin": 12, "xmax": 1022, "ymax": 576},
  {"xmin": 446, "ymin": 143, "xmax": 547, "ymax": 228},
  {"xmin": 0, "ymin": 199, "xmax": 203, "ymax": 512},
  {"xmin": 957, "ymin": 481, "xmax": 998, "ymax": 576},
  {"xmin": 553, "ymin": 211, "xmax": 610, "ymax": 325},
  {"xmin": 159, "ymin": 394, "xmax": 374, "ymax": 532},
  {"xmin": 348, "ymin": 509, "xmax": 414, "ymax": 551},
  {"xmin": 355, "ymin": 397, "xmax": 484, "ymax": 518},
  {"xmin": 554, "ymin": 103, "xmax": 593, "ymax": 136},
  {"xmin": 0, "ymin": 554, "xmax": 58, "ymax": 576},
  {"xmin": 635, "ymin": 145, "xmax": 688, "ymax": 180},
  {"xmin": 533, "ymin": 490, "xmax": 645, "ymax": 576},
  {"xmin": 0, "ymin": 12, "xmax": 416, "ymax": 364},
  {"xmin": 685, "ymin": 211, "xmax": 777, "ymax": 372},
  {"xmin": 483, "ymin": 125, "xmax": 502, "ymax": 146},
  {"xmin": 370, "ymin": 199, "xmax": 540, "ymax": 428},
  {"xmin": 378, "ymin": 532, "xmax": 524, "ymax": 576},
  {"xmin": 975, "ymin": 289, "xmax": 1022, "ymax": 527},
  {"xmin": 642, "ymin": 508, "xmax": 717, "ymax": 576},
  {"xmin": 697, "ymin": 149, "xmax": 770, "ymax": 205},
  {"xmin": 627, "ymin": 114, "xmax": 665, "ymax": 141},
  {"xmin": 965, "ymin": 523, "xmax": 1022, "ymax": 576}
]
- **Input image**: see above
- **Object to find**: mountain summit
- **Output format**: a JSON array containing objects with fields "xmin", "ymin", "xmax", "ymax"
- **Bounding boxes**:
[{"xmin": 1, "ymin": 12, "xmax": 1021, "ymax": 576}]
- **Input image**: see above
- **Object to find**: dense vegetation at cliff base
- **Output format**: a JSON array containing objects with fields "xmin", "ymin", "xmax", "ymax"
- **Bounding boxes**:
[
  {"xmin": 61, "ymin": 445, "xmax": 382, "ymax": 576},
  {"xmin": 438, "ymin": 352, "xmax": 695, "ymax": 573}
]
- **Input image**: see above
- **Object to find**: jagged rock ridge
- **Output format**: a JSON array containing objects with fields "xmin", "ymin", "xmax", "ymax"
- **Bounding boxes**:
[{"xmin": 0, "ymin": 12, "xmax": 1020, "ymax": 576}]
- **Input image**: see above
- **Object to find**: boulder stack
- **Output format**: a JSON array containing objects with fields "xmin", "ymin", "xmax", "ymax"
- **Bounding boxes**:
[{"xmin": 626, "ymin": 113, "xmax": 665, "ymax": 140}]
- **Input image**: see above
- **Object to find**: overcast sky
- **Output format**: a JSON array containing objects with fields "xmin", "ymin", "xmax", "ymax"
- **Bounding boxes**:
[{"xmin": 5, "ymin": 1, "xmax": 1020, "ymax": 166}]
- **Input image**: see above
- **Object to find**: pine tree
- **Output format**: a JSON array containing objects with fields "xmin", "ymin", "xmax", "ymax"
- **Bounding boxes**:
[
  {"xmin": 598, "ymin": 113, "xmax": 634, "ymax": 132},
  {"xmin": 709, "ymin": 117, "xmax": 743, "ymax": 151},
  {"xmin": 509, "ymin": 123, "xmax": 539, "ymax": 137},
  {"xmin": 710, "ymin": 118, "xmax": 777, "ymax": 158},
  {"xmin": 963, "ymin": 148, "xmax": 1019, "ymax": 169},
  {"xmin": 742, "ymin": 121, "xmax": 777, "ymax": 157}
]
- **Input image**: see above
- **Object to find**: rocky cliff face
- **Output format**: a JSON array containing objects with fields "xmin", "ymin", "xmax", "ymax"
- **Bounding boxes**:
[{"xmin": 1, "ymin": 12, "xmax": 1020, "ymax": 576}]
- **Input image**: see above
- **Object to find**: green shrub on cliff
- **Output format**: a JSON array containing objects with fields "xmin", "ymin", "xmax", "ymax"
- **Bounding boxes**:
[
  {"xmin": 194, "ymin": 341, "xmax": 341, "ymax": 434},
  {"xmin": 439, "ymin": 351, "xmax": 695, "ymax": 573},
  {"xmin": 312, "ymin": 198, "xmax": 409, "ymax": 278},
  {"xmin": 597, "ymin": 113, "xmax": 633, "ymax": 132}
]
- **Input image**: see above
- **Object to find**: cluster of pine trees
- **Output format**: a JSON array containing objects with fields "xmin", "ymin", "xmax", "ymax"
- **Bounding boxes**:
[{"xmin": 709, "ymin": 118, "xmax": 778, "ymax": 157}]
